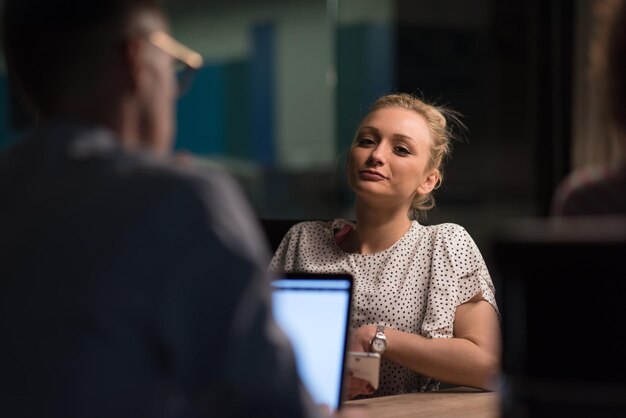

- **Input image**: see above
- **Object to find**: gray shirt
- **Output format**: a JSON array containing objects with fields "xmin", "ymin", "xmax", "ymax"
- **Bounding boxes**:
[{"xmin": 0, "ymin": 120, "xmax": 317, "ymax": 418}]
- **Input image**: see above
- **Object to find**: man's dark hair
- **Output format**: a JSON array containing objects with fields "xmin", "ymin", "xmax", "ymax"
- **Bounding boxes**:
[{"xmin": 1, "ymin": 0, "xmax": 164, "ymax": 113}]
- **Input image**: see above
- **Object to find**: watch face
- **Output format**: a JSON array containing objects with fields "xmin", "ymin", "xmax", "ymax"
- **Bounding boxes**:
[{"xmin": 372, "ymin": 338, "xmax": 386, "ymax": 352}]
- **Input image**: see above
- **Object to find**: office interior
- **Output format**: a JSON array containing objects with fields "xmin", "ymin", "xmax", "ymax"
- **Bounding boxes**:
[
  {"xmin": 0, "ymin": 0, "xmax": 613, "ymax": 285},
  {"xmin": 2, "ymin": 1, "xmax": 625, "ymax": 415},
  {"xmin": 0, "ymin": 0, "xmax": 614, "ymax": 273},
  {"xmin": 1, "ymin": 0, "xmax": 609, "ymax": 246}
]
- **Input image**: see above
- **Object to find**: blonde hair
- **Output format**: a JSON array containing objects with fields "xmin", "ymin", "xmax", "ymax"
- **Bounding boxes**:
[{"xmin": 352, "ymin": 92, "xmax": 464, "ymax": 221}]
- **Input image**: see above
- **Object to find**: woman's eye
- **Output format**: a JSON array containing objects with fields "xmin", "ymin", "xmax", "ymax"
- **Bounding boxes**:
[
  {"xmin": 357, "ymin": 137, "xmax": 375, "ymax": 146},
  {"xmin": 394, "ymin": 146, "xmax": 411, "ymax": 156}
]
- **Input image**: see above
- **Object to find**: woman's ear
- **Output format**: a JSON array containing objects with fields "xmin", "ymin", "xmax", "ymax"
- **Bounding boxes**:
[{"xmin": 416, "ymin": 169, "xmax": 440, "ymax": 195}]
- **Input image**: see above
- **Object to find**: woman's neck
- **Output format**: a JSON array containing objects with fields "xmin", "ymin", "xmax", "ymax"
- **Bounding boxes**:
[{"xmin": 343, "ymin": 201, "xmax": 413, "ymax": 254}]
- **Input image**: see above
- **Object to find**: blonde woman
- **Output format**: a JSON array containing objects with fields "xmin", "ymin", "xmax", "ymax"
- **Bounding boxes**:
[{"xmin": 270, "ymin": 93, "xmax": 501, "ymax": 398}]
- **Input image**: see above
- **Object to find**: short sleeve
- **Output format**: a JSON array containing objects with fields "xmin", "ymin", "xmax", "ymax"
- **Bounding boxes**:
[{"xmin": 421, "ymin": 224, "xmax": 498, "ymax": 339}]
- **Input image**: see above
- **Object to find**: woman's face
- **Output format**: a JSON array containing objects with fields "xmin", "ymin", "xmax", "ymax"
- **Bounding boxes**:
[{"xmin": 347, "ymin": 107, "xmax": 439, "ymax": 209}]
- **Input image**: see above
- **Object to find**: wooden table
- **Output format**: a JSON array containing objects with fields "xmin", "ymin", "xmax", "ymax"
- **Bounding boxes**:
[{"xmin": 343, "ymin": 388, "xmax": 500, "ymax": 418}]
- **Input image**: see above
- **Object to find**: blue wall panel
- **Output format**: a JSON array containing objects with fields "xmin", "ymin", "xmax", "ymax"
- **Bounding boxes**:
[
  {"xmin": 223, "ymin": 60, "xmax": 251, "ymax": 160},
  {"xmin": 175, "ymin": 64, "xmax": 225, "ymax": 156},
  {"xmin": 175, "ymin": 22, "xmax": 276, "ymax": 164},
  {"xmin": 249, "ymin": 22, "xmax": 276, "ymax": 167}
]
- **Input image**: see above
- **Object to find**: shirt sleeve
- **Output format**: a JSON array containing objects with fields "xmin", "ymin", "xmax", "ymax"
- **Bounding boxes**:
[
  {"xmin": 269, "ymin": 222, "xmax": 304, "ymax": 273},
  {"xmin": 421, "ymin": 224, "xmax": 499, "ymax": 339}
]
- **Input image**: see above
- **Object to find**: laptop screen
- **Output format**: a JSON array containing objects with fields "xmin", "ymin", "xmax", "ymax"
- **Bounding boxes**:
[{"xmin": 271, "ymin": 272, "xmax": 353, "ymax": 412}]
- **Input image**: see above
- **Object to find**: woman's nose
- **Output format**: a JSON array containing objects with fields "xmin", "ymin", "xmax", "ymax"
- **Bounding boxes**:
[{"xmin": 366, "ymin": 146, "xmax": 385, "ymax": 166}]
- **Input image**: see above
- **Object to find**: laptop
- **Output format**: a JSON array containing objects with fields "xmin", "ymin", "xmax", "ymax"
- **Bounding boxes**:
[{"xmin": 271, "ymin": 272, "xmax": 353, "ymax": 412}]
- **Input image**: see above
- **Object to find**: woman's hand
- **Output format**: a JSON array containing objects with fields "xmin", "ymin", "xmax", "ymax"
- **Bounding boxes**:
[
  {"xmin": 348, "ymin": 373, "xmax": 375, "ymax": 399},
  {"xmin": 350, "ymin": 324, "xmax": 377, "ymax": 352},
  {"xmin": 347, "ymin": 325, "xmax": 379, "ymax": 399}
]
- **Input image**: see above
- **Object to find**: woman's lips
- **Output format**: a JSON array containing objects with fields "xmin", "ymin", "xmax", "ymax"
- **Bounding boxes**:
[{"xmin": 359, "ymin": 170, "xmax": 387, "ymax": 181}]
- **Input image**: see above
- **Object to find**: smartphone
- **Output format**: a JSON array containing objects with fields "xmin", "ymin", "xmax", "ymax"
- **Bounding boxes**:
[{"xmin": 346, "ymin": 351, "xmax": 381, "ymax": 390}]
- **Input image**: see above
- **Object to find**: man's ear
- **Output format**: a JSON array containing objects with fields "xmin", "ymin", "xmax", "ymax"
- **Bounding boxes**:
[
  {"xmin": 121, "ymin": 35, "xmax": 147, "ymax": 94},
  {"xmin": 417, "ymin": 169, "xmax": 440, "ymax": 195}
]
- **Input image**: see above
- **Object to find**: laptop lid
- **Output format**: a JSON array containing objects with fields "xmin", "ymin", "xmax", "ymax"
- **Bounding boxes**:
[{"xmin": 271, "ymin": 272, "xmax": 353, "ymax": 412}]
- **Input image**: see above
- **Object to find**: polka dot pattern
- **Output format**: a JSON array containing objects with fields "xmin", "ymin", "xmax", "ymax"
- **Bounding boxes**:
[{"xmin": 270, "ymin": 219, "xmax": 499, "ymax": 396}]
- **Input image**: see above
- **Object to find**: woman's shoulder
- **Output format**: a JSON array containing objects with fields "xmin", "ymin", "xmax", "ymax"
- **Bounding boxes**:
[
  {"xmin": 272, "ymin": 219, "xmax": 345, "ymax": 259},
  {"xmin": 418, "ymin": 222, "xmax": 478, "ymax": 247},
  {"xmin": 420, "ymin": 221, "xmax": 469, "ymax": 236}
]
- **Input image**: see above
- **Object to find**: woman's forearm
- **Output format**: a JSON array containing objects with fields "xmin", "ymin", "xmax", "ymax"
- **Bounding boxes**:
[
  {"xmin": 383, "ymin": 329, "xmax": 500, "ymax": 390},
  {"xmin": 352, "ymin": 299, "xmax": 501, "ymax": 391}
]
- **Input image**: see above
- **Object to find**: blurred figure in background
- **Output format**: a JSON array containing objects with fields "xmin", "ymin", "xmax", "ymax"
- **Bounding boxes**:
[
  {"xmin": 551, "ymin": 0, "xmax": 626, "ymax": 216},
  {"xmin": 271, "ymin": 93, "xmax": 501, "ymax": 398},
  {"xmin": 0, "ymin": 0, "xmax": 320, "ymax": 417}
]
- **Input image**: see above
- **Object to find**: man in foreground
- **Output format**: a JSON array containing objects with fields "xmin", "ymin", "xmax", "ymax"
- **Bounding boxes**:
[{"xmin": 0, "ymin": 1, "xmax": 317, "ymax": 416}]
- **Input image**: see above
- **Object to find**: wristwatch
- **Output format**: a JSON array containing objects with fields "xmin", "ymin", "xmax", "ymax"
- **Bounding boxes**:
[{"xmin": 370, "ymin": 325, "xmax": 387, "ymax": 355}]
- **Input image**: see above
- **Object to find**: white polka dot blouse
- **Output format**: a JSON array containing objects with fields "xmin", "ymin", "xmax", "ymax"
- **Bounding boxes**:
[{"xmin": 269, "ymin": 219, "xmax": 499, "ymax": 397}]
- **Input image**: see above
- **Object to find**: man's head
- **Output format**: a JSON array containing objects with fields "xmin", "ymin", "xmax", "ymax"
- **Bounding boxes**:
[{"xmin": 1, "ymin": 0, "xmax": 188, "ymax": 154}]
